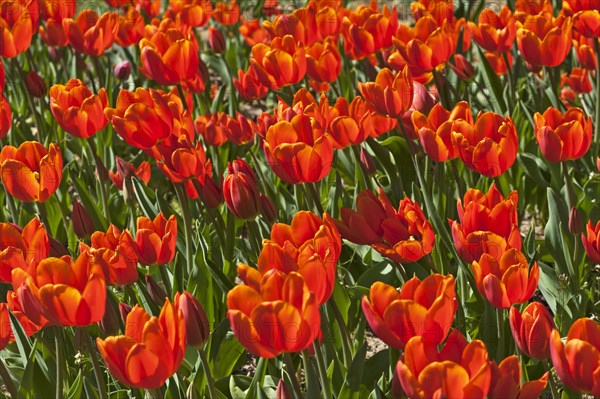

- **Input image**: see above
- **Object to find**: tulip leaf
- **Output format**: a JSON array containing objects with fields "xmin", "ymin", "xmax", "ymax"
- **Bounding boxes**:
[
  {"xmin": 72, "ymin": 173, "xmax": 108, "ymax": 231},
  {"xmin": 338, "ymin": 342, "xmax": 367, "ymax": 397},
  {"xmin": 362, "ymin": 350, "xmax": 389, "ymax": 392},
  {"xmin": 210, "ymin": 324, "xmax": 246, "ymax": 380},
  {"xmin": 475, "ymin": 47, "xmax": 507, "ymax": 114},
  {"xmin": 544, "ymin": 188, "xmax": 571, "ymax": 282},
  {"xmin": 517, "ymin": 153, "xmax": 550, "ymax": 188},
  {"xmin": 131, "ymin": 177, "xmax": 158, "ymax": 219},
  {"xmin": 67, "ymin": 370, "xmax": 84, "ymax": 399}
]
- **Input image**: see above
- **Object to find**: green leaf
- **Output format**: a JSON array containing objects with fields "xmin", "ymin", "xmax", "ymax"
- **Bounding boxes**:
[
  {"xmin": 338, "ymin": 342, "xmax": 368, "ymax": 398},
  {"xmin": 475, "ymin": 47, "xmax": 507, "ymax": 114}
]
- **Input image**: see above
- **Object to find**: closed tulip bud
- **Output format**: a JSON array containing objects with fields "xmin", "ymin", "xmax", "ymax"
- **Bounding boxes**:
[
  {"xmin": 259, "ymin": 194, "xmax": 278, "ymax": 223},
  {"xmin": 49, "ymin": 47, "xmax": 61, "ymax": 62},
  {"xmin": 569, "ymin": 207, "xmax": 585, "ymax": 235},
  {"xmin": 200, "ymin": 177, "xmax": 223, "ymax": 208},
  {"xmin": 49, "ymin": 237, "xmax": 69, "ymax": 258},
  {"xmin": 175, "ymin": 292, "xmax": 210, "ymax": 348},
  {"xmin": 359, "ymin": 147, "xmax": 377, "ymax": 176},
  {"xmin": 208, "ymin": 26, "xmax": 226, "ymax": 53},
  {"xmin": 114, "ymin": 60, "xmax": 131, "ymax": 80},
  {"xmin": 72, "ymin": 198, "xmax": 95, "ymax": 238},
  {"xmin": 0, "ymin": 303, "xmax": 10, "ymax": 350},
  {"xmin": 509, "ymin": 302, "xmax": 555, "ymax": 360},
  {"xmin": 582, "ymin": 220, "xmax": 600, "ymax": 264},
  {"xmin": 99, "ymin": 296, "xmax": 120, "ymax": 336},
  {"xmin": 449, "ymin": 54, "xmax": 476, "ymax": 81},
  {"xmin": 223, "ymin": 159, "xmax": 261, "ymax": 220},
  {"xmin": 275, "ymin": 379, "xmax": 293, "ymax": 399},
  {"xmin": 118, "ymin": 302, "xmax": 132, "ymax": 324},
  {"xmin": 145, "ymin": 274, "xmax": 167, "ymax": 306},
  {"xmin": 25, "ymin": 71, "xmax": 47, "ymax": 98}
]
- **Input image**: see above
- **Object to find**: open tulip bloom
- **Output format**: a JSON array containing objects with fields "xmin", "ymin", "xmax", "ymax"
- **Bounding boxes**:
[{"xmin": 1, "ymin": 0, "xmax": 600, "ymax": 398}]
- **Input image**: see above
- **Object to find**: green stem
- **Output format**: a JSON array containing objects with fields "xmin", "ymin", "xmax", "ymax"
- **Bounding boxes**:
[
  {"xmin": 305, "ymin": 182, "xmax": 324, "ymax": 215},
  {"xmin": 543, "ymin": 360, "xmax": 560, "ymax": 399},
  {"xmin": 10, "ymin": 57, "xmax": 45, "ymax": 138},
  {"xmin": 0, "ymin": 357, "xmax": 17, "ymax": 398},
  {"xmin": 283, "ymin": 352, "xmax": 303, "ymax": 399},
  {"xmin": 502, "ymin": 53, "xmax": 515, "ymax": 106},
  {"xmin": 329, "ymin": 301, "xmax": 353, "ymax": 368},
  {"xmin": 159, "ymin": 265, "xmax": 173, "ymax": 298},
  {"xmin": 198, "ymin": 348, "xmax": 218, "ymax": 399},
  {"xmin": 55, "ymin": 328, "xmax": 65, "ymax": 399},
  {"xmin": 496, "ymin": 308, "xmax": 506, "ymax": 361},
  {"xmin": 394, "ymin": 261, "xmax": 409, "ymax": 283},
  {"xmin": 86, "ymin": 139, "xmax": 111, "ymax": 224},
  {"xmin": 3, "ymin": 185, "xmax": 19, "ymax": 222},
  {"xmin": 144, "ymin": 388, "xmax": 163, "ymax": 399},
  {"xmin": 84, "ymin": 329, "xmax": 108, "ymax": 399},
  {"xmin": 451, "ymin": 159, "xmax": 466, "ymax": 199},
  {"xmin": 174, "ymin": 183, "xmax": 195, "ymax": 276},
  {"xmin": 312, "ymin": 342, "xmax": 332, "ymax": 399}
]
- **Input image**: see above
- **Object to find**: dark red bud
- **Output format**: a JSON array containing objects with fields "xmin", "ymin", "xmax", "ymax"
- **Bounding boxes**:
[
  {"xmin": 25, "ymin": 71, "xmax": 47, "ymax": 98},
  {"xmin": 175, "ymin": 292, "xmax": 210, "ymax": 347},
  {"xmin": 208, "ymin": 26, "xmax": 226, "ymax": 53},
  {"xmin": 569, "ymin": 207, "xmax": 585, "ymax": 235},
  {"xmin": 145, "ymin": 274, "xmax": 167, "ymax": 306},
  {"xmin": 359, "ymin": 147, "xmax": 377, "ymax": 176},
  {"xmin": 259, "ymin": 194, "xmax": 277, "ymax": 223},
  {"xmin": 114, "ymin": 60, "xmax": 131, "ymax": 80},
  {"xmin": 72, "ymin": 198, "xmax": 95, "ymax": 238}
]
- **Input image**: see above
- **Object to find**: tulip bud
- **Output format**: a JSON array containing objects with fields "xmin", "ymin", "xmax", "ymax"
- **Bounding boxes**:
[
  {"xmin": 114, "ymin": 60, "xmax": 131, "ymax": 80},
  {"xmin": 25, "ymin": 71, "xmax": 47, "ymax": 98},
  {"xmin": 259, "ymin": 194, "xmax": 278, "ymax": 223},
  {"xmin": 208, "ymin": 26, "xmax": 226, "ymax": 53},
  {"xmin": 569, "ymin": 207, "xmax": 585, "ymax": 235},
  {"xmin": 201, "ymin": 177, "xmax": 223, "ymax": 208},
  {"xmin": 72, "ymin": 198, "xmax": 95, "ymax": 238},
  {"xmin": 223, "ymin": 159, "xmax": 261, "ymax": 220},
  {"xmin": 411, "ymin": 82, "xmax": 437, "ymax": 114},
  {"xmin": 49, "ymin": 237, "xmax": 69, "ymax": 257},
  {"xmin": 275, "ymin": 379, "xmax": 293, "ymax": 399},
  {"xmin": 359, "ymin": 147, "xmax": 377, "ymax": 176},
  {"xmin": 449, "ymin": 54, "xmax": 476, "ymax": 81},
  {"xmin": 596, "ymin": 157, "xmax": 600, "ymax": 172},
  {"xmin": 145, "ymin": 274, "xmax": 167, "ymax": 305},
  {"xmin": 119, "ymin": 302, "xmax": 132, "ymax": 324},
  {"xmin": 94, "ymin": 154, "xmax": 109, "ymax": 181},
  {"xmin": 49, "ymin": 47, "xmax": 61, "ymax": 62},
  {"xmin": 175, "ymin": 292, "xmax": 210, "ymax": 348},
  {"xmin": 99, "ymin": 296, "xmax": 120, "ymax": 335}
]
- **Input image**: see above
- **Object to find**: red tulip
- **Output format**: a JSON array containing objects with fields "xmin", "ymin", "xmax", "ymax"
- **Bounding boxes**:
[
  {"xmin": 582, "ymin": 220, "xmax": 600, "ymax": 264},
  {"xmin": 516, "ymin": 15, "xmax": 573, "ymax": 67},
  {"xmin": 362, "ymin": 274, "xmax": 457, "ymax": 349},
  {"xmin": 489, "ymin": 356, "xmax": 548, "ymax": 399},
  {"xmin": 534, "ymin": 107, "xmax": 593, "ymax": 162},
  {"xmin": 549, "ymin": 318, "xmax": 600, "ymax": 396},
  {"xmin": 250, "ymin": 35, "xmax": 306, "ymax": 90},
  {"xmin": 96, "ymin": 300, "xmax": 187, "ymax": 389},
  {"xmin": 509, "ymin": 302, "xmax": 555, "ymax": 360},
  {"xmin": 233, "ymin": 68, "xmax": 269, "ymax": 101},
  {"xmin": 63, "ymin": 11, "xmax": 119, "ymax": 56},
  {"xmin": 0, "ymin": 219, "xmax": 49, "ymax": 283},
  {"xmin": 223, "ymin": 159, "xmax": 261, "ymax": 220},
  {"xmin": 0, "ymin": 93, "xmax": 8, "ymax": 140},
  {"xmin": 0, "ymin": 303, "xmax": 10, "ymax": 350},
  {"xmin": 174, "ymin": 291, "xmax": 210, "ymax": 348},
  {"xmin": 341, "ymin": 4, "xmax": 398, "ymax": 60},
  {"xmin": 0, "ymin": 0, "xmax": 35, "ymax": 57},
  {"xmin": 562, "ymin": 67, "xmax": 592, "ymax": 94},
  {"xmin": 358, "ymin": 67, "xmax": 414, "ymax": 119},
  {"xmin": 90, "ymin": 224, "xmax": 138, "ymax": 286},
  {"xmin": 135, "ymin": 213, "xmax": 178, "ymax": 266},
  {"xmin": 469, "ymin": 6, "xmax": 517, "ymax": 53}
]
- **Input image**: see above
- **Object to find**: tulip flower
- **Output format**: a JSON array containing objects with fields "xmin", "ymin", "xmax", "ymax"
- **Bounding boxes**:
[
  {"xmin": 468, "ymin": 6, "xmax": 517, "ymax": 53},
  {"xmin": 341, "ymin": 4, "xmax": 398, "ymax": 60},
  {"xmin": 109, "ymin": 159, "xmax": 151, "ymax": 190},
  {"xmin": 0, "ymin": 0, "xmax": 34, "ymax": 57},
  {"xmin": 212, "ymin": 0, "xmax": 240, "ymax": 25},
  {"xmin": 5, "ymin": 290, "xmax": 45, "ymax": 336},
  {"xmin": 452, "ymin": 112, "xmax": 518, "ymax": 177},
  {"xmin": 72, "ymin": 199, "xmax": 95, "ymax": 239},
  {"xmin": 135, "ymin": 213, "xmax": 177, "ymax": 266},
  {"xmin": 533, "ymin": 107, "xmax": 593, "ymax": 162},
  {"xmin": 0, "ymin": 93, "xmax": 11, "ymax": 140},
  {"xmin": 358, "ymin": 67, "xmax": 414, "ymax": 119},
  {"xmin": 63, "ymin": 10, "xmax": 119, "ymax": 56},
  {"xmin": 412, "ymin": 101, "xmax": 473, "ymax": 162},
  {"xmin": 488, "ymin": 356, "xmax": 548, "ymax": 399},
  {"xmin": 97, "ymin": 300, "xmax": 187, "ymax": 389},
  {"xmin": 306, "ymin": 38, "xmax": 342, "ymax": 84},
  {"xmin": 516, "ymin": 15, "xmax": 573, "ymax": 67},
  {"xmin": 223, "ymin": 159, "xmax": 261, "ymax": 220},
  {"xmin": 0, "ymin": 142, "xmax": 63, "ymax": 203},
  {"xmin": 233, "ymin": 68, "xmax": 269, "ymax": 101},
  {"xmin": 89, "ymin": 225, "xmax": 138, "ymax": 286},
  {"xmin": 106, "ymin": 88, "xmax": 182, "ymax": 150},
  {"xmin": 240, "ymin": 18, "xmax": 268, "ymax": 47},
  {"xmin": 393, "ymin": 16, "xmax": 457, "ymax": 72},
  {"xmin": 573, "ymin": 10, "xmax": 600, "ymax": 37},
  {"xmin": 11, "ymin": 253, "xmax": 107, "ymax": 327},
  {"xmin": 250, "ymin": 35, "xmax": 306, "ymax": 90},
  {"xmin": 165, "ymin": 0, "xmax": 212, "ymax": 28},
  {"xmin": 263, "ymin": 114, "xmax": 334, "ymax": 184},
  {"xmin": 156, "ymin": 135, "xmax": 212, "ymax": 188},
  {"xmin": 449, "ymin": 54, "xmax": 476, "ymax": 80},
  {"xmin": 362, "ymin": 274, "xmax": 456, "ymax": 349},
  {"xmin": 348, "ymin": 96, "xmax": 398, "ymax": 138},
  {"xmin": 208, "ymin": 26, "xmax": 226, "ymax": 53},
  {"xmin": 174, "ymin": 291, "xmax": 210, "ymax": 348},
  {"xmin": 509, "ymin": 302, "xmax": 555, "ymax": 360},
  {"xmin": 49, "ymin": 79, "xmax": 109, "ymax": 139},
  {"xmin": 139, "ymin": 29, "xmax": 199, "ymax": 86},
  {"xmin": 227, "ymin": 270, "xmax": 320, "ymax": 358},
  {"xmin": 549, "ymin": 318, "xmax": 600, "ymax": 396},
  {"xmin": 582, "ymin": 220, "xmax": 600, "ymax": 264},
  {"xmin": 393, "ymin": 330, "xmax": 492, "ymax": 398},
  {"xmin": 0, "ymin": 303, "xmax": 9, "ymax": 350},
  {"xmin": 561, "ymin": 67, "xmax": 592, "ymax": 94},
  {"xmin": 449, "ymin": 183, "xmax": 521, "ymax": 262},
  {"xmin": 114, "ymin": 60, "xmax": 132, "ymax": 80},
  {"xmin": 0, "ymin": 219, "xmax": 49, "ymax": 283},
  {"xmin": 25, "ymin": 71, "xmax": 47, "ymax": 99},
  {"xmin": 39, "ymin": 0, "xmax": 77, "ymax": 47},
  {"xmin": 472, "ymin": 249, "xmax": 539, "ymax": 309},
  {"xmin": 115, "ymin": 8, "xmax": 145, "ymax": 47}
]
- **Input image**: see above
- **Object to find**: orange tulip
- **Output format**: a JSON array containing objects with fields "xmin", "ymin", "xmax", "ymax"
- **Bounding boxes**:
[
  {"xmin": 63, "ymin": 10, "xmax": 119, "ymax": 56},
  {"xmin": 562, "ymin": 0, "xmax": 600, "ymax": 13},
  {"xmin": 509, "ymin": 302, "xmax": 555, "ymax": 360},
  {"xmin": 533, "ymin": 107, "xmax": 593, "ymax": 162},
  {"xmin": 484, "ymin": 51, "xmax": 513, "ymax": 75},
  {"xmin": 573, "ymin": 34, "xmax": 597, "ymax": 70},
  {"xmin": 472, "ymin": 249, "xmax": 539, "ymax": 309},
  {"xmin": 115, "ymin": 8, "xmax": 145, "ymax": 47},
  {"xmin": 573, "ymin": 10, "xmax": 600, "ymax": 37},
  {"xmin": 233, "ymin": 68, "xmax": 269, "ymax": 102},
  {"xmin": 135, "ymin": 213, "xmax": 177, "ymax": 266},
  {"xmin": 582, "ymin": 220, "xmax": 600, "ymax": 264},
  {"xmin": 90, "ymin": 224, "xmax": 138, "ymax": 286},
  {"xmin": 174, "ymin": 291, "xmax": 210, "ymax": 348},
  {"xmin": 109, "ymin": 159, "xmax": 151, "ymax": 190},
  {"xmin": 393, "ymin": 16, "xmax": 457, "ymax": 72},
  {"xmin": 0, "ymin": 93, "xmax": 11, "ymax": 140},
  {"xmin": 250, "ymin": 35, "xmax": 306, "ymax": 90},
  {"xmin": 0, "ymin": 303, "xmax": 9, "ymax": 350},
  {"xmin": 358, "ymin": 67, "xmax": 414, "ymax": 119},
  {"xmin": 227, "ymin": 270, "xmax": 320, "ymax": 358},
  {"xmin": 242, "ymin": 211, "xmax": 341, "ymax": 304},
  {"xmin": 549, "ymin": 318, "xmax": 600, "ymax": 396},
  {"xmin": 348, "ymin": 96, "xmax": 397, "ymax": 138},
  {"xmin": 156, "ymin": 135, "xmax": 212, "ymax": 185},
  {"xmin": 516, "ymin": 15, "xmax": 573, "ymax": 67},
  {"xmin": 49, "ymin": 79, "xmax": 108, "ymax": 139},
  {"xmin": 39, "ymin": 0, "xmax": 76, "ymax": 47},
  {"xmin": 341, "ymin": 3, "xmax": 398, "ymax": 60},
  {"xmin": 469, "ymin": 6, "xmax": 517, "ymax": 53},
  {"xmin": 164, "ymin": 0, "xmax": 212, "ymax": 28},
  {"xmin": 97, "ymin": 300, "xmax": 187, "ymax": 389},
  {"xmin": 449, "ymin": 183, "xmax": 521, "ymax": 262},
  {"xmin": 0, "ymin": 218, "xmax": 49, "ymax": 283},
  {"xmin": 139, "ymin": 29, "xmax": 199, "ymax": 85},
  {"xmin": 11, "ymin": 253, "xmax": 106, "ymax": 327},
  {"xmin": 0, "ymin": 142, "xmax": 63, "ymax": 203},
  {"xmin": 306, "ymin": 38, "xmax": 342, "ymax": 84},
  {"xmin": 452, "ymin": 111, "xmax": 518, "ymax": 177},
  {"xmin": 363, "ymin": 274, "xmax": 456, "ymax": 350},
  {"xmin": 212, "ymin": 1, "xmax": 240, "ymax": 25},
  {"xmin": 0, "ymin": 0, "xmax": 34, "ymax": 57},
  {"xmin": 239, "ymin": 18, "xmax": 268, "ymax": 47},
  {"xmin": 489, "ymin": 356, "xmax": 548, "ymax": 399},
  {"xmin": 393, "ymin": 330, "xmax": 492, "ymax": 398},
  {"xmin": 562, "ymin": 67, "xmax": 592, "ymax": 94},
  {"xmin": 411, "ymin": 0, "xmax": 454, "ymax": 26},
  {"xmin": 5, "ymin": 289, "xmax": 45, "ymax": 336},
  {"xmin": 263, "ymin": 114, "xmax": 334, "ymax": 184},
  {"xmin": 411, "ymin": 101, "xmax": 473, "ymax": 162}
]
